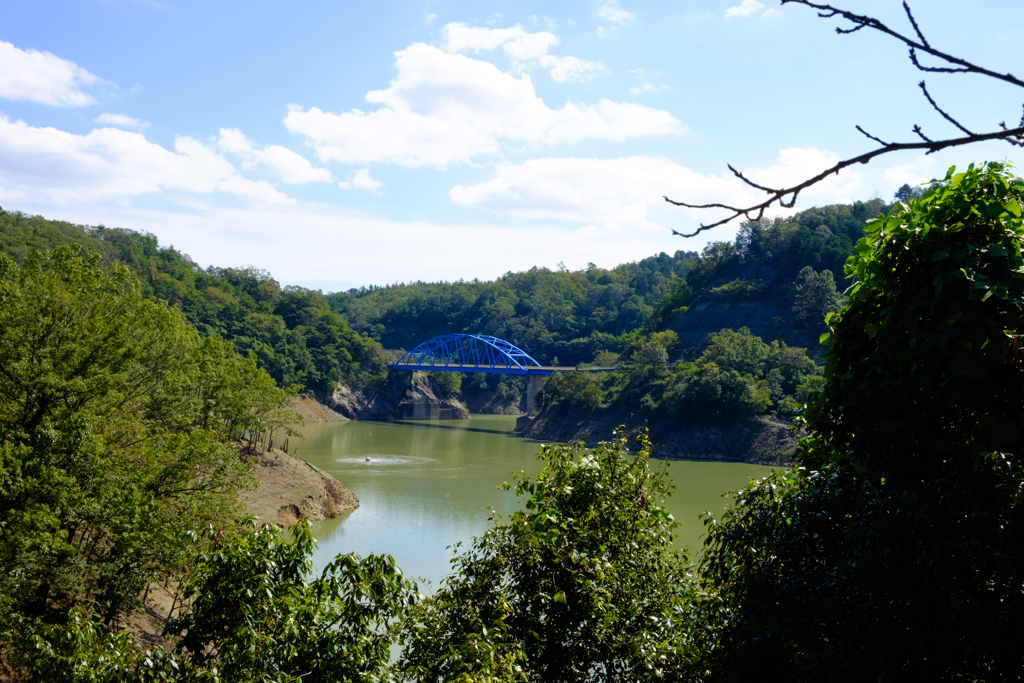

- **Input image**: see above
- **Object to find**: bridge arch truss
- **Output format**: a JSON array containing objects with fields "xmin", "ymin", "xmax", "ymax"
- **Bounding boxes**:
[{"xmin": 391, "ymin": 334, "xmax": 548, "ymax": 375}]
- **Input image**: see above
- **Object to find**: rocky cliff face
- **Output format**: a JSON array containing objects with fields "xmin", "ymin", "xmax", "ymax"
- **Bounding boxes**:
[
  {"xmin": 322, "ymin": 371, "xmax": 469, "ymax": 420},
  {"xmin": 390, "ymin": 370, "xmax": 470, "ymax": 419},
  {"xmin": 669, "ymin": 261, "xmax": 824, "ymax": 353},
  {"xmin": 518, "ymin": 410, "xmax": 797, "ymax": 465},
  {"xmin": 460, "ymin": 382, "xmax": 525, "ymax": 415}
]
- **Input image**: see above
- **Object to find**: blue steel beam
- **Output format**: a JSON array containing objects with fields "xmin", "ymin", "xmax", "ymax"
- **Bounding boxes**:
[{"xmin": 391, "ymin": 334, "xmax": 552, "ymax": 376}]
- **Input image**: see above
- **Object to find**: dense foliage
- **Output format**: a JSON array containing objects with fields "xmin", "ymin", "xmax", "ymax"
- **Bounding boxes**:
[
  {"xmin": 398, "ymin": 434, "xmax": 693, "ymax": 682},
  {"xmin": 329, "ymin": 253, "xmax": 699, "ymax": 364},
  {"xmin": 693, "ymin": 163, "xmax": 1024, "ymax": 680},
  {"xmin": 22, "ymin": 522, "xmax": 418, "ymax": 683},
  {"xmin": 326, "ymin": 200, "xmax": 881, "ymax": 371},
  {"xmin": 686, "ymin": 198, "xmax": 887, "ymax": 293},
  {"xmin": 9, "ymin": 172, "xmax": 1015, "ymax": 681},
  {"xmin": 0, "ymin": 209, "xmax": 387, "ymax": 396},
  {"xmin": 537, "ymin": 327, "xmax": 820, "ymax": 422},
  {"xmin": 0, "ymin": 247, "xmax": 296, "ymax": 658}
]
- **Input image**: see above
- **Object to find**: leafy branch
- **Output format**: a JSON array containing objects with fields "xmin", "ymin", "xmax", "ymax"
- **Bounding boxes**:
[{"xmin": 666, "ymin": 1, "xmax": 1024, "ymax": 236}]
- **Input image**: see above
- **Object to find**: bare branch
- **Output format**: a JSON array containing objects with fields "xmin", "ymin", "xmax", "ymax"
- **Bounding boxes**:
[
  {"xmin": 665, "ymin": 126, "xmax": 1024, "ymax": 237},
  {"xmin": 727, "ymin": 164, "xmax": 778, "ymax": 193},
  {"xmin": 998, "ymin": 106, "xmax": 1024, "ymax": 147},
  {"xmin": 671, "ymin": 2, "xmax": 1024, "ymax": 236},
  {"xmin": 779, "ymin": 0, "xmax": 1024, "ymax": 89},
  {"xmin": 902, "ymin": 1, "xmax": 929, "ymax": 48},
  {"xmin": 855, "ymin": 125, "xmax": 891, "ymax": 147},
  {"xmin": 909, "ymin": 47, "xmax": 970, "ymax": 75},
  {"xmin": 918, "ymin": 81, "xmax": 973, "ymax": 135}
]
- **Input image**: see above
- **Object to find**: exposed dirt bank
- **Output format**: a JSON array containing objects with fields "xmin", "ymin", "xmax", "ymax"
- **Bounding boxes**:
[
  {"xmin": 288, "ymin": 393, "xmax": 348, "ymax": 423},
  {"xmin": 238, "ymin": 445, "xmax": 359, "ymax": 527},
  {"xmin": 122, "ymin": 446, "xmax": 358, "ymax": 651}
]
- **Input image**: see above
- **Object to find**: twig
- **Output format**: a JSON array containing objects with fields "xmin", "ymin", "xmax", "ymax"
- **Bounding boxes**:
[
  {"xmin": 918, "ymin": 81, "xmax": 973, "ymax": 136},
  {"xmin": 670, "ymin": 1, "xmax": 1024, "ymax": 235},
  {"xmin": 666, "ymin": 126, "xmax": 1024, "ymax": 236},
  {"xmin": 779, "ymin": 0, "xmax": 1024, "ymax": 87},
  {"xmin": 855, "ymin": 125, "xmax": 891, "ymax": 146}
]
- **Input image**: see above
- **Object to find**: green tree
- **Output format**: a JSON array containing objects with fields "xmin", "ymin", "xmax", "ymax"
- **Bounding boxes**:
[
  {"xmin": 398, "ymin": 434, "xmax": 693, "ymax": 682},
  {"xmin": 700, "ymin": 327, "xmax": 769, "ymax": 377},
  {"xmin": 647, "ymin": 277, "xmax": 692, "ymax": 331},
  {"xmin": 694, "ymin": 162, "xmax": 1024, "ymax": 680},
  {"xmin": 21, "ymin": 522, "xmax": 419, "ymax": 683},
  {"xmin": 164, "ymin": 521, "xmax": 417, "ymax": 683},
  {"xmin": 893, "ymin": 182, "xmax": 914, "ymax": 202},
  {"xmin": 0, "ymin": 247, "xmax": 291, "ymax": 636},
  {"xmin": 426, "ymin": 370, "xmax": 463, "ymax": 397},
  {"xmin": 791, "ymin": 266, "xmax": 842, "ymax": 331}
]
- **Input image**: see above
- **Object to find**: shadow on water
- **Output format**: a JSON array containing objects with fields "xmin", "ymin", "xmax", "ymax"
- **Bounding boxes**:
[{"xmin": 372, "ymin": 418, "xmax": 541, "ymax": 439}]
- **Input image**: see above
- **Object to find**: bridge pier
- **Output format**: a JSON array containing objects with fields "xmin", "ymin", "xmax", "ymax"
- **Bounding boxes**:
[{"xmin": 525, "ymin": 374, "xmax": 545, "ymax": 415}]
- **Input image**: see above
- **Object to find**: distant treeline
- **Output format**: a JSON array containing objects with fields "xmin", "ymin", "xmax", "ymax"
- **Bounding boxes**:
[
  {"xmin": 0, "ymin": 197, "xmax": 889, "ymax": 402},
  {"xmin": 329, "ymin": 198, "xmax": 888, "ymax": 367},
  {"xmin": 0, "ymin": 207, "xmax": 387, "ymax": 397},
  {"xmin": 328, "ymin": 251, "xmax": 699, "ymax": 364}
]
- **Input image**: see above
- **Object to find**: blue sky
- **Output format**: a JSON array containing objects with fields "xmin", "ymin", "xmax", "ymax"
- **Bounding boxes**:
[{"xmin": 1, "ymin": 0, "xmax": 1020, "ymax": 291}]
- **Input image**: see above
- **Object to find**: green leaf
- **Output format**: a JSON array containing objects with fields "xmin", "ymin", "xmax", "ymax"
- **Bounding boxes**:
[{"xmin": 1005, "ymin": 197, "xmax": 1021, "ymax": 218}]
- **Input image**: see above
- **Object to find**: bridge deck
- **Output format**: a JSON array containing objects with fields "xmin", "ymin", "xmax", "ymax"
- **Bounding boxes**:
[{"xmin": 389, "ymin": 364, "xmax": 616, "ymax": 375}]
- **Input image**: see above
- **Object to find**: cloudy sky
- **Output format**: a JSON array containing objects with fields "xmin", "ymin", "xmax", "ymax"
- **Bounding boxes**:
[{"xmin": 1, "ymin": 0, "xmax": 1020, "ymax": 291}]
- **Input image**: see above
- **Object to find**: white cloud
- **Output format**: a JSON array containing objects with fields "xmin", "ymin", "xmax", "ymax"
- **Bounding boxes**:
[
  {"xmin": 762, "ymin": 8, "xmax": 783, "ymax": 18},
  {"xmin": 725, "ymin": 0, "xmax": 765, "ymax": 19},
  {"xmin": 0, "ymin": 115, "xmax": 291, "ymax": 206},
  {"xmin": 95, "ymin": 113, "xmax": 146, "ymax": 129},
  {"xmin": 0, "ymin": 40, "xmax": 103, "ymax": 107},
  {"xmin": 598, "ymin": 1, "xmax": 634, "ymax": 25},
  {"xmin": 630, "ymin": 83, "xmax": 667, "ymax": 94},
  {"xmin": 747, "ymin": 147, "xmax": 863, "ymax": 202},
  {"xmin": 338, "ymin": 169, "xmax": 383, "ymax": 191},
  {"xmin": 442, "ymin": 22, "xmax": 558, "ymax": 61},
  {"xmin": 450, "ymin": 149, "xmax": 865, "ymax": 229},
  {"xmin": 441, "ymin": 22, "xmax": 605, "ymax": 82},
  {"xmin": 284, "ymin": 44, "xmax": 680, "ymax": 168},
  {"xmin": 217, "ymin": 128, "xmax": 331, "ymax": 184},
  {"xmin": 37, "ymin": 201, "xmax": 687, "ymax": 291},
  {"xmin": 538, "ymin": 55, "xmax": 606, "ymax": 83},
  {"xmin": 450, "ymin": 156, "xmax": 754, "ymax": 228},
  {"xmin": 882, "ymin": 155, "xmax": 940, "ymax": 189}
]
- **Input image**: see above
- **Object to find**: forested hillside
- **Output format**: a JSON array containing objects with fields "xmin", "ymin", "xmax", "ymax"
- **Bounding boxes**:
[
  {"xmin": 513, "ymin": 198, "xmax": 889, "ymax": 460},
  {"xmin": 660, "ymin": 198, "xmax": 887, "ymax": 351},
  {"xmin": 328, "ymin": 251, "xmax": 698, "ymax": 364},
  {"xmin": 0, "ymin": 207, "xmax": 387, "ymax": 397},
  {"xmin": 329, "ymin": 199, "xmax": 887, "ymax": 367},
  {"xmin": 1, "ymin": 197, "xmax": 887, "ymax": 434},
  {"xmin": 8, "ymin": 170, "xmax": 1019, "ymax": 680}
]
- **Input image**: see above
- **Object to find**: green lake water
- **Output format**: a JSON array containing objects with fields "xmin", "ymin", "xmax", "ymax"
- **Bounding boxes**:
[{"xmin": 298, "ymin": 415, "xmax": 773, "ymax": 588}]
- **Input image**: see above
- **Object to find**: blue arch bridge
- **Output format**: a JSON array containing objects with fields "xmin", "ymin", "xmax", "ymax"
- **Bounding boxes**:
[{"xmin": 391, "ymin": 334, "xmax": 610, "ymax": 415}]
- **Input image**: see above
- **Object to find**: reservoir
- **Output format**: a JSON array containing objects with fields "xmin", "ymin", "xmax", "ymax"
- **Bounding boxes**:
[{"xmin": 298, "ymin": 414, "xmax": 774, "ymax": 588}]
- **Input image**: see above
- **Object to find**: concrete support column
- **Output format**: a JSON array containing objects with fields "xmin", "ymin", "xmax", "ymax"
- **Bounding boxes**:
[{"xmin": 525, "ymin": 374, "xmax": 545, "ymax": 415}]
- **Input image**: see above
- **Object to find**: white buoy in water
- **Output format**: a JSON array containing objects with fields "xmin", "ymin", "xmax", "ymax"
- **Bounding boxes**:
[{"xmin": 365, "ymin": 456, "xmax": 371, "ymax": 462}]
